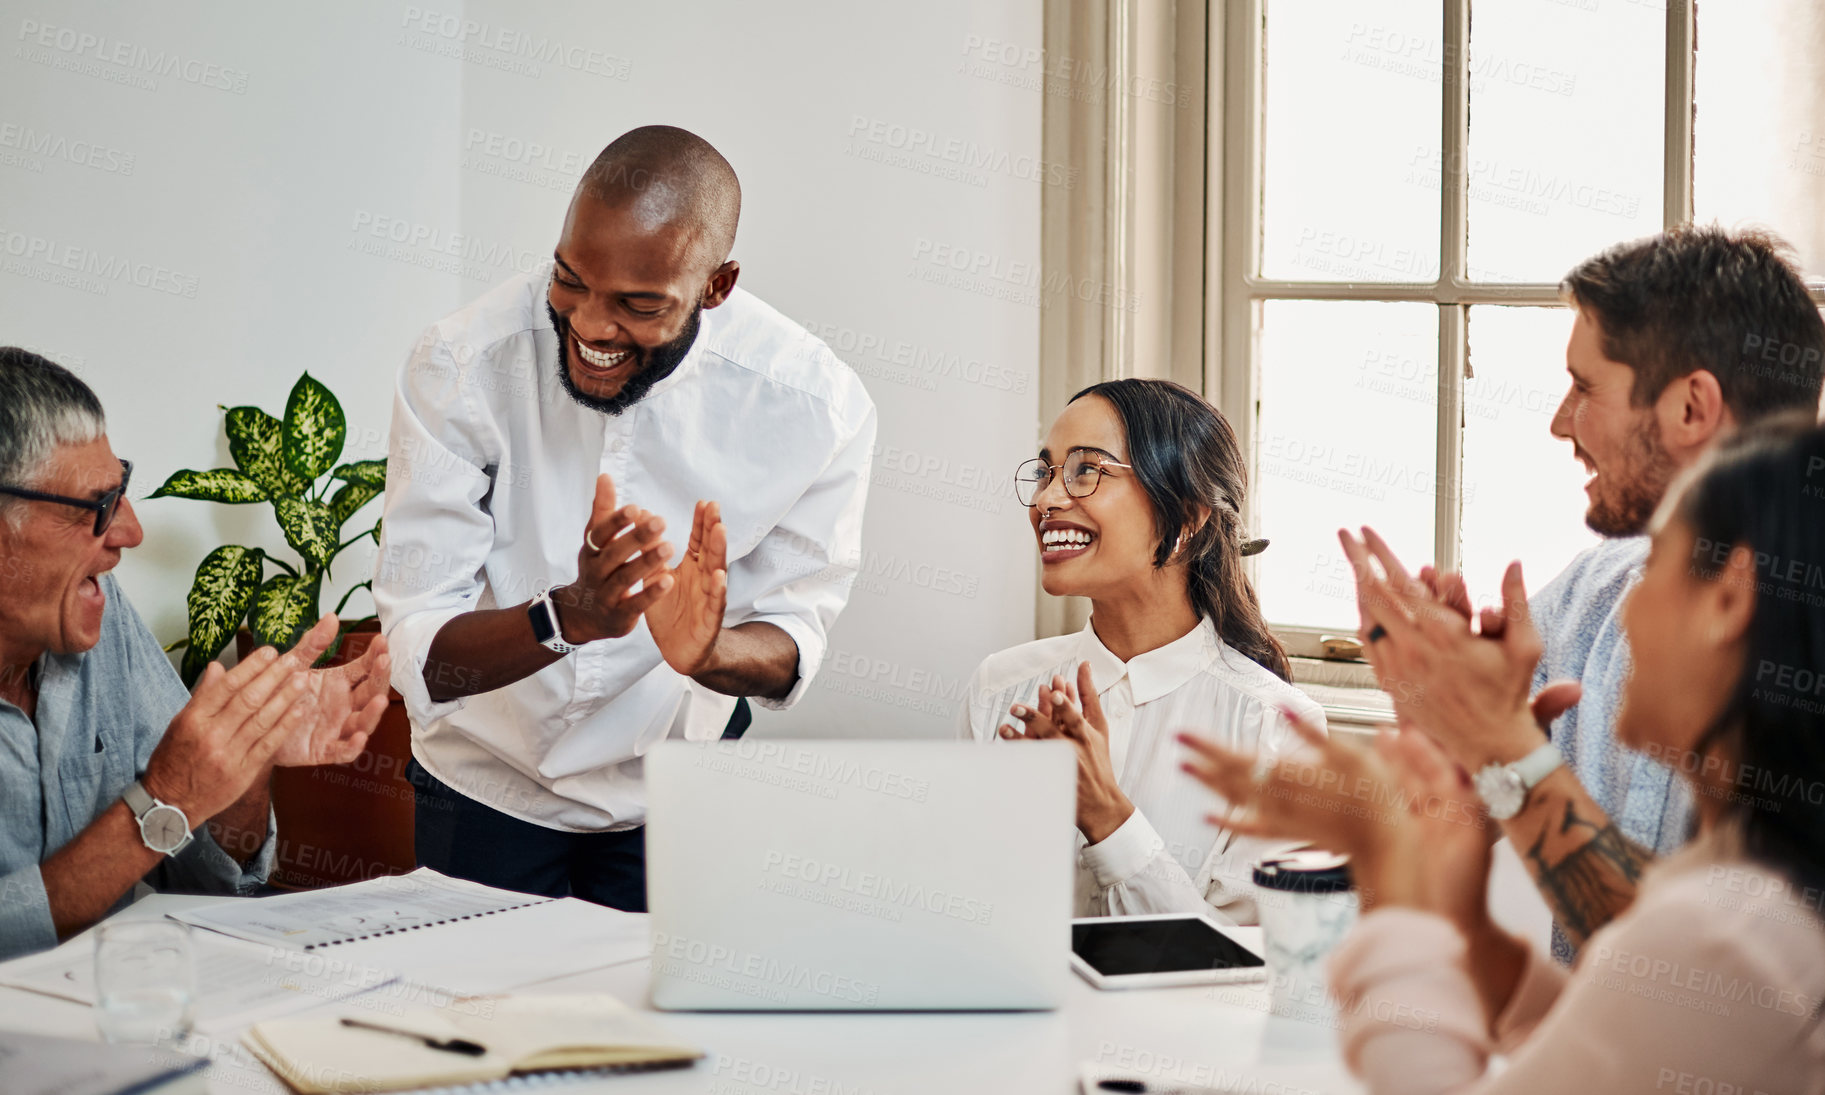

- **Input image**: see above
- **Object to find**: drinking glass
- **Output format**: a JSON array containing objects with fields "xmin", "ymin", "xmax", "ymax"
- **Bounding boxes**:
[{"xmin": 94, "ymin": 919, "xmax": 196, "ymax": 1046}]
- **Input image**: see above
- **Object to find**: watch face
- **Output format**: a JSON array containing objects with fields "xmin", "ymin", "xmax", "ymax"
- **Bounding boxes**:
[
  {"xmin": 528, "ymin": 598, "xmax": 558, "ymax": 644},
  {"xmin": 141, "ymin": 804, "xmax": 191, "ymax": 854},
  {"xmin": 1476, "ymin": 766, "xmax": 1526, "ymax": 820}
]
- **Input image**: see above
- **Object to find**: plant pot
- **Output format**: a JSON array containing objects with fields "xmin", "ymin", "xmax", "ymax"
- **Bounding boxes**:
[{"xmin": 235, "ymin": 622, "xmax": 415, "ymax": 889}]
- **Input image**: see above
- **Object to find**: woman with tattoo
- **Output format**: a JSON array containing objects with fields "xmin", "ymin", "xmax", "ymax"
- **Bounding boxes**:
[{"xmin": 1180, "ymin": 415, "xmax": 1825, "ymax": 1093}]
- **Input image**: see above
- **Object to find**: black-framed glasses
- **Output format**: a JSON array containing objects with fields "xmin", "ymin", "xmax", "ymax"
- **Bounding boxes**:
[
  {"xmin": 1014, "ymin": 449, "xmax": 1133, "ymax": 507},
  {"xmin": 0, "ymin": 459, "xmax": 133, "ymax": 535}
]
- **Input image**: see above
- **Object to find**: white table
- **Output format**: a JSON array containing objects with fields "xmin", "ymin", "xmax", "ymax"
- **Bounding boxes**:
[{"xmin": 0, "ymin": 894, "xmax": 1361, "ymax": 1095}]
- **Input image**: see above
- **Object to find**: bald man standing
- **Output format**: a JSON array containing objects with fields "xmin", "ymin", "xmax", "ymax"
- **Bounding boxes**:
[{"xmin": 373, "ymin": 126, "xmax": 875, "ymax": 909}]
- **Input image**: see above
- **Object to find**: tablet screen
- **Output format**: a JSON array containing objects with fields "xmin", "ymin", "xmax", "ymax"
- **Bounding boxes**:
[{"xmin": 1071, "ymin": 917, "xmax": 1266, "ymax": 977}]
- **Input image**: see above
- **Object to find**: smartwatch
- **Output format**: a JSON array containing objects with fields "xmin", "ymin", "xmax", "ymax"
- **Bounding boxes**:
[
  {"xmin": 1473, "ymin": 742, "xmax": 1564, "ymax": 821},
  {"xmin": 528, "ymin": 585, "xmax": 581, "ymax": 655},
  {"xmin": 122, "ymin": 780, "xmax": 194, "ymax": 857}
]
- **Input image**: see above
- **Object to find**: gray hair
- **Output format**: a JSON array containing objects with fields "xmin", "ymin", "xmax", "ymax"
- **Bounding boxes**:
[{"xmin": 0, "ymin": 347, "xmax": 107, "ymax": 530}]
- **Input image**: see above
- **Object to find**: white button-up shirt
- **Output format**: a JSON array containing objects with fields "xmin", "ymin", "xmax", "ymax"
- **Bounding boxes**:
[
  {"xmin": 958, "ymin": 618, "xmax": 1326, "ymax": 924},
  {"xmin": 374, "ymin": 263, "xmax": 876, "ymax": 831}
]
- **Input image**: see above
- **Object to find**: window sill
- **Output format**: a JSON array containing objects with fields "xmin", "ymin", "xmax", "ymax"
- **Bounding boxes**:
[{"xmin": 1289, "ymin": 656, "xmax": 1392, "ymax": 736}]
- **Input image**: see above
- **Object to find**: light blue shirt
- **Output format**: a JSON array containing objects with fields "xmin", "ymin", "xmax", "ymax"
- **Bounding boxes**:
[
  {"xmin": 1530, "ymin": 536, "xmax": 1693, "ymax": 960},
  {"xmin": 0, "ymin": 575, "xmax": 274, "ymax": 960}
]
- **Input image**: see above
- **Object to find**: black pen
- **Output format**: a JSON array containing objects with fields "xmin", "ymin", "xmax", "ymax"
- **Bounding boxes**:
[
  {"xmin": 339, "ymin": 1017, "xmax": 488, "ymax": 1056},
  {"xmin": 1095, "ymin": 1079, "xmax": 1248, "ymax": 1095}
]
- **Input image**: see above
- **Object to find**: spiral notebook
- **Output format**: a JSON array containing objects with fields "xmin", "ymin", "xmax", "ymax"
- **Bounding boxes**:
[{"xmin": 171, "ymin": 870, "xmax": 652, "ymax": 996}]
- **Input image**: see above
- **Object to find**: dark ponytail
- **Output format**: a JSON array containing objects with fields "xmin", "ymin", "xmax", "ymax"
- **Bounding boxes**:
[{"xmin": 1070, "ymin": 379, "xmax": 1291, "ymax": 681}]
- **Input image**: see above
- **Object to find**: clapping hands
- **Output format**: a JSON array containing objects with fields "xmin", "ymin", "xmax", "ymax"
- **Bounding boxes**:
[
  {"xmin": 269, "ymin": 614, "xmax": 391, "ymax": 768},
  {"xmin": 1337, "ymin": 527, "xmax": 1553, "ymax": 771},
  {"xmin": 998, "ymin": 661, "xmax": 1134, "ymax": 844},
  {"xmin": 1179, "ymin": 709, "xmax": 1495, "ymax": 924},
  {"xmin": 144, "ymin": 614, "xmax": 389, "ymax": 822},
  {"xmin": 645, "ymin": 500, "xmax": 731, "ymax": 677}
]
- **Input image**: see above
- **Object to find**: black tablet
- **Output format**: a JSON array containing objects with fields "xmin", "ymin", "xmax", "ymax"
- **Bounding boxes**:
[{"xmin": 1070, "ymin": 914, "xmax": 1268, "ymax": 989}]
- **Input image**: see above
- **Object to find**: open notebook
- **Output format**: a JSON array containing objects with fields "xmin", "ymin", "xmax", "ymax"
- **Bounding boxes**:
[
  {"xmin": 244, "ymin": 994, "xmax": 701, "ymax": 1094},
  {"xmin": 169, "ymin": 869, "xmax": 650, "ymax": 996}
]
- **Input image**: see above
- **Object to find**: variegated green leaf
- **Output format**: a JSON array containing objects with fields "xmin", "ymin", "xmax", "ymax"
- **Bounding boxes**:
[
  {"xmin": 225, "ymin": 406, "xmax": 307, "ymax": 498},
  {"xmin": 180, "ymin": 645, "xmax": 214, "ymax": 690},
  {"xmin": 149, "ymin": 467, "xmax": 267, "ymax": 504},
  {"xmin": 248, "ymin": 572, "xmax": 321, "ymax": 650},
  {"xmin": 179, "ymin": 545, "xmax": 263, "ymax": 686},
  {"xmin": 328, "ymin": 480, "xmax": 382, "ymax": 528},
  {"xmin": 273, "ymin": 497, "xmax": 338, "ymax": 569},
  {"xmin": 331, "ymin": 458, "xmax": 387, "ymax": 490},
  {"xmin": 282, "ymin": 373, "xmax": 346, "ymax": 482}
]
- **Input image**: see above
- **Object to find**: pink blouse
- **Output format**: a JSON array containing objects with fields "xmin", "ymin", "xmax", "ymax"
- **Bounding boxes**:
[{"xmin": 1327, "ymin": 833, "xmax": 1825, "ymax": 1095}]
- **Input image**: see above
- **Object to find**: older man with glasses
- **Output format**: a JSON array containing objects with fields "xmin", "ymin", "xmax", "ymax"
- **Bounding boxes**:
[{"xmin": 0, "ymin": 348, "xmax": 392, "ymax": 960}]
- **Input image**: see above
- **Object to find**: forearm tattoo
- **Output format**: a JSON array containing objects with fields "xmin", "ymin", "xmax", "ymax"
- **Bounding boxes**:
[{"xmin": 1524, "ymin": 799, "xmax": 1654, "ymax": 944}]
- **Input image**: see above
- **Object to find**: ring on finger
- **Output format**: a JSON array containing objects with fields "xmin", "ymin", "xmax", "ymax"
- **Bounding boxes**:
[{"xmin": 586, "ymin": 528, "xmax": 603, "ymax": 553}]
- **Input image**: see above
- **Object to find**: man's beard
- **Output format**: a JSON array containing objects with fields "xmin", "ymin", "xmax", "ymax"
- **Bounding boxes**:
[
  {"xmin": 1585, "ymin": 413, "xmax": 1675, "ymax": 537},
  {"xmin": 547, "ymin": 301, "xmax": 702, "ymax": 417}
]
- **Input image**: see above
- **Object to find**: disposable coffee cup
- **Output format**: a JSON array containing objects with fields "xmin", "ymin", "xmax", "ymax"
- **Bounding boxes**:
[{"xmin": 1252, "ymin": 850, "xmax": 1359, "ymax": 1024}]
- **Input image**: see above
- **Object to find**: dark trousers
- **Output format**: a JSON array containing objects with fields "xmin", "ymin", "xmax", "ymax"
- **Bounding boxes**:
[{"xmin": 408, "ymin": 698, "xmax": 751, "ymax": 911}]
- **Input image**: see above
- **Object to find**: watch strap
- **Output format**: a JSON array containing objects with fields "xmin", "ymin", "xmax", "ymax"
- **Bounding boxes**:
[
  {"xmin": 121, "ymin": 779, "xmax": 156, "ymax": 819},
  {"xmin": 529, "ymin": 586, "xmax": 580, "ymax": 654},
  {"xmin": 1511, "ymin": 742, "xmax": 1564, "ymax": 792}
]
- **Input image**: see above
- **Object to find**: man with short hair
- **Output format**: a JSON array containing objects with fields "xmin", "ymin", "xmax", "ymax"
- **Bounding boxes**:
[
  {"xmin": 1365, "ymin": 226, "xmax": 1825, "ymax": 962},
  {"xmin": 0, "ymin": 348, "xmax": 391, "ymax": 960},
  {"xmin": 1528, "ymin": 228, "xmax": 1824, "ymax": 953},
  {"xmin": 374, "ymin": 126, "xmax": 875, "ymax": 909}
]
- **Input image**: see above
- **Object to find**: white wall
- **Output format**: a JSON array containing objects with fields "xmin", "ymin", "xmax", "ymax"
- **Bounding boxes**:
[{"xmin": 0, "ymin": 1, "xmax": 1044, "ymax": 738}]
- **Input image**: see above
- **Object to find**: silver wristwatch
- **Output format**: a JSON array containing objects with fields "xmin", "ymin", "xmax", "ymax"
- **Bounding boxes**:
[
  {"xmin": 122, "ymin": 779, "xmax": 194, "ymax": 857},
  {"xmin": 1473, "ymin": 742, "xmax": 1564, "ymax": 821},
  {"xmin": 527, "ymin": 585, "xmax": 581, "ymax": 655}
]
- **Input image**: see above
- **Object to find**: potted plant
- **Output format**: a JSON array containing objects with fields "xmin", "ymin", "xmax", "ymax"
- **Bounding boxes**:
[
  {"xmin": 151, "ymin": 372, "xmax": 385, "ymax": 682},
  {"xmin": 150, "ymin": 372, "xmax": 413, "ymax": 888}
]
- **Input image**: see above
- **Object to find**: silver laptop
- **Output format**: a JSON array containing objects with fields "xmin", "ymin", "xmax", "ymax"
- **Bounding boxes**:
[{"xmin": 645, "ymin": 739, "xmax": 1075, "ymax": 1011}]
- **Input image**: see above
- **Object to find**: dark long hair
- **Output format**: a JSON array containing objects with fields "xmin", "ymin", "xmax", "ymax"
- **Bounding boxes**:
[
  {"xmin": 1679, "ymin": 413, "xmax": 1825, "ymax": 906},
  {"xmin": 1070, "ymin": 379, "xmax": 1290, "ymax": 681}
]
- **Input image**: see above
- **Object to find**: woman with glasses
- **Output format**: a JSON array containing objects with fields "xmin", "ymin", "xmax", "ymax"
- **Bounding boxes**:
[{"xmin": 958, "ymin": 378, "xmax": 1323, "ymax": 923}]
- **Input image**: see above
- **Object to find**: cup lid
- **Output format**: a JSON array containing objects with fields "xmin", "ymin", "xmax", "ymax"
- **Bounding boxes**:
[{"xmin": 1252, "ymin": 850, "xmax": 1353, "ymax": 893}]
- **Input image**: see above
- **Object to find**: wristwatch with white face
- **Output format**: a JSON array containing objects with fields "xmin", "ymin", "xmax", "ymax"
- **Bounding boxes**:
[
  {"xmin": 1473, "ymin": 742, "xmax": 1565, "ymax": 821},
  {"xmin": 527, "ymin": 585, "xmax": 581, "ymax": 655},
  {"xmin": 122, "ymin": 780, "xmax": 194, "ymax": 857}
]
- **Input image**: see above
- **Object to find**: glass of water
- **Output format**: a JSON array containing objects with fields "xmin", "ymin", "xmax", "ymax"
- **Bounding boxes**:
[{"xmin": 94, "ymin": 920, "xmax": 196, "ymax": 1046}]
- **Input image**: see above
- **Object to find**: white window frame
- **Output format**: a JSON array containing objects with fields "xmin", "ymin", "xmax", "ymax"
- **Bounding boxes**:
[
  {"xmin": 1211, "ymin": 0, "xmax": 1704, "ymax": 663},
  {"xmin": 1037, "ymin": 0, "xmax": 1823, "ymax": 714}
]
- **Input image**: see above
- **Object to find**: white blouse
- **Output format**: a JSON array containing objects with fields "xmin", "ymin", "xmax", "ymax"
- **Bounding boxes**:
[{"xmin": 958, "ymin": 618, "xmax": 1326, "ymax": 924}]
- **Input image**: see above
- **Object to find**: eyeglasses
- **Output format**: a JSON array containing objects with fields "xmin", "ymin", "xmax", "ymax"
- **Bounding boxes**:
[
  {"xmin": 1014, "ymin": 449, "xmax": 1132, "ymax": 508},
  {"xmin": 0, "ymin": 459, "xmax": 133, "ymax": 536}
]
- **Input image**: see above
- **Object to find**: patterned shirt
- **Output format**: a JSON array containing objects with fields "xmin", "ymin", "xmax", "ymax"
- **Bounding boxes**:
[{"xmin": 1530, "ymin": 536, "xmax": 1693, "ymax": 960}]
